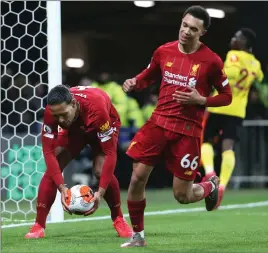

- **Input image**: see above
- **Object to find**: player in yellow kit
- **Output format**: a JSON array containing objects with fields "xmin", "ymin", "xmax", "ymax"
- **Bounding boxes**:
[{"xmin": 201, "ymin": 28, "xmax": 264, "ymax": 207}]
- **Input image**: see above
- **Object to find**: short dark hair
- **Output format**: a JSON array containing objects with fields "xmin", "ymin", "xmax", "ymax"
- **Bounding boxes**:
[
  {"xmin": 47, "ymin": 85, "xmax": 72, "ymax": 105},
  {"xmin": 183, "ymin": 5, "xmax": 211, "ymax": 30},
  {"xmin": 241, "ymin": 28, "xmax": 256, "ymax": 49}
]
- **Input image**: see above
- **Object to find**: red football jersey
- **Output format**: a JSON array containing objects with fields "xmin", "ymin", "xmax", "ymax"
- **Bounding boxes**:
[
  {"xmin": 135, "ymin": 41, "xmax": 231, "ymax": 138},
  {"xmin": 42, "ymin": 86, "xmax": 120, "ymax": 188}
]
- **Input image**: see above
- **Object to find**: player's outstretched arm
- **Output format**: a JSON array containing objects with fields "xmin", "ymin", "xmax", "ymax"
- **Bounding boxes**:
[
  {"xmin": 42, "ymin": 136, "xmax": 72, "ymax": 214},
  {"xmin": 83, "ymin": 136, "xmax": 117, "ymax": 216},
  {"xmin": 83, "ymin": 109, "xmax": 117, "ymax": 216},
  {"xmin": 42, "ymin": 109, "xmax": 71, "ymax": 214},
  {"xmin": 122, "ymin": 78, "xmax": 137, "ymax": 92}
]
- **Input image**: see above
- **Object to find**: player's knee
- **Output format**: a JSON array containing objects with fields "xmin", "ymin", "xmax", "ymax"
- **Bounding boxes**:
[
  {"xmin": 222, "ymin": 139, "xmax": 234, "ymax": 152},
  {"xmin": 130, "ymin": 171, "xmax": 147, "ymax": 187},
  {"xmin": 130, "ymin": 162, "xmax": 152, "ymax": 188},
  {"xmin": 174, "ymin": 192, "xmax": 190, "ymax": 204}
]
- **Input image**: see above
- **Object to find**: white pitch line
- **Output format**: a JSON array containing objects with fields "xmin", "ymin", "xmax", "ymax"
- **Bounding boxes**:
[{"xmin": 2, "ymin": 200, "xmax": 268, "ymax": 229}]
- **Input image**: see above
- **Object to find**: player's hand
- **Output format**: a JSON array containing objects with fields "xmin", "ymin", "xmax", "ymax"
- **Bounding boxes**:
[
  {"xmin": 122, "ymin": 78, "xmax": 136, "ymax": 92},
  {"xmin": 172, "ymin": 86, "xmax": 206, "ymax": 105},
  {"xmin": 59, "ymin": 184, "xmax": 72, "ymax": 215},
  {"xmin": 83, "ymin": 191, "xmax": 101, "ymax": 216}
]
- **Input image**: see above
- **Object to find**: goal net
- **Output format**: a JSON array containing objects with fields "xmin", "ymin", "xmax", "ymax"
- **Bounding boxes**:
[{"xmin": 1, "ymin": 1, "xmax": 63, "ymax": 225}]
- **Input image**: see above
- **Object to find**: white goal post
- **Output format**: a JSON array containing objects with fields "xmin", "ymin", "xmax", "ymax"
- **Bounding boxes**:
[
  {"xmin": 1, "ymin": 1, "xmax": 63, "ymax": 224},
  {"xmin": 46, "ymin": 1, "xmax": 64, "ymax": 223}
]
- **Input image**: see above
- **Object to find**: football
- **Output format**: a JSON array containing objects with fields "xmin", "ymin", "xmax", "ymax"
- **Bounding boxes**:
[{"xmin": 66, "ymin": 185, "xmax": 95, "ymax": 215}]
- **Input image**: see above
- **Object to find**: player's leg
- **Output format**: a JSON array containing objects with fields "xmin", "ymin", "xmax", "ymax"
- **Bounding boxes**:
[
  {"xmin": 201, "ymin": 113, "xmax": 222, "ymax": 180},
  {"xmin": 128, "ymin": 162, "xmax": 153, "ymax": 231},
  {"xmin": 120, "ymin": 162, "xmax": 153, "ymax": 247},
  {"xmin": 25, "ymin": 132, "xmax": 87, "ymax": 239},
  {"xmin": 220, "ymin": 138, "xmax": 235, "ymax": 187},
  {"xmin": 172, "ymin": 176, "xmax": 219, "ymax": 209},
  {"xmin": 167, "ymin": 135, "xmax": 219, "ymax": 210},
  {"xmin": 92, "ymin": 151, "xmax": 132, "ymax": 238},
  {"xmin": 121, "ymin": 122, "xmax": 165, "ymax": 247},
  {"xmin": 217, "ymin": 116, "xmax": 242, "ymax": 208}
]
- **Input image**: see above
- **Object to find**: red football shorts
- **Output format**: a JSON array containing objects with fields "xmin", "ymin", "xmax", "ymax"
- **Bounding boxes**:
[
  {"xmin": 126, "ymin": 121, "xmax": 201, "ymax": 181},
  {"xmin": 57, "ymin": 128, "xmax": 118, "ymax": 159}
]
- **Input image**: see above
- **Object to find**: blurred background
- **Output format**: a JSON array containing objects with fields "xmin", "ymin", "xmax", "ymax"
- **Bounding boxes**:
[{"xmin": 1, "ymin": 1, "xmax": 268, "ymax": 215}]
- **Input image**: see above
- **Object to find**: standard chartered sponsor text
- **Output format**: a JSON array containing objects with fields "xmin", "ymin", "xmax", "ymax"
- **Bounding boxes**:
[{"xmin": 164, "ymin": 71, "xmax": 188, "ymax": 86}]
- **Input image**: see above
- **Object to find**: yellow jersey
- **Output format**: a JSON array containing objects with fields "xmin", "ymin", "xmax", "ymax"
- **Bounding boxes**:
[{"xmin": 208, "ymin": 50, "xmax": 263, "ymax": 118}]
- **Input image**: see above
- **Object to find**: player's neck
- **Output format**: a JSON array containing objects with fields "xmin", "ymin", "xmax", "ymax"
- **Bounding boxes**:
[
  {"xmin": 178, "ymin": 41, "xmax": 201, "ymax": 54},
  {"xmin": 233, "ymin": 47, "xmax": 252, "ymax": 54}
]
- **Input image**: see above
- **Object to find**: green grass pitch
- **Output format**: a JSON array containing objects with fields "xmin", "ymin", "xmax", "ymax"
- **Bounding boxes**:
[{"xmin": 2, "ymin": 189, "xmax": 268, "ymax": 253}]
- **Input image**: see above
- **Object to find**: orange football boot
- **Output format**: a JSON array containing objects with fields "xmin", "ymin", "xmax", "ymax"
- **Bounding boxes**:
[
  {"xmin": 113, "ymin": 216, "xmax": 133, "ymax": 238},
  {"xmin": 24, "ymin": 223, "xmax": 45, "ymax": 239}
]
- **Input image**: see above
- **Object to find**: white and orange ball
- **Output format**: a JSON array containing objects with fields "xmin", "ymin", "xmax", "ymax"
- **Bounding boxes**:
[{"xmin": 66, "ymin": 185, "xmax": 95, "ymax": 215}]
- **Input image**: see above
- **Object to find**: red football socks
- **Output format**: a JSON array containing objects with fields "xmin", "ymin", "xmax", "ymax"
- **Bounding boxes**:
[
  {"xmin": 35, "ymin": 174, "xmax": 57, "ymax": 228},
  {"xmin": 127, "ymin": 199, "xmax": 146, "ymax": 232},
  {"xmin": 103, "ymin": 175, "xmax": 123, "ymax": 221},
  {"xmin": 199, "ymin": 181, "xmax": 213, "ymax": 199}
]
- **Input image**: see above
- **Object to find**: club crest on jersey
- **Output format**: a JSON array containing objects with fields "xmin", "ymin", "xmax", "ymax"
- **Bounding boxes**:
[
  {"xmin": 100, "ymin": 121, "xmax": 110, "ymax": 132},
  {"xmin": 190, "ymin": 64, "xmax": 200, "ymax": 76},
  {"xmin": 165, "ymin": 61, "xmax": 173, "ymax": 67}
]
